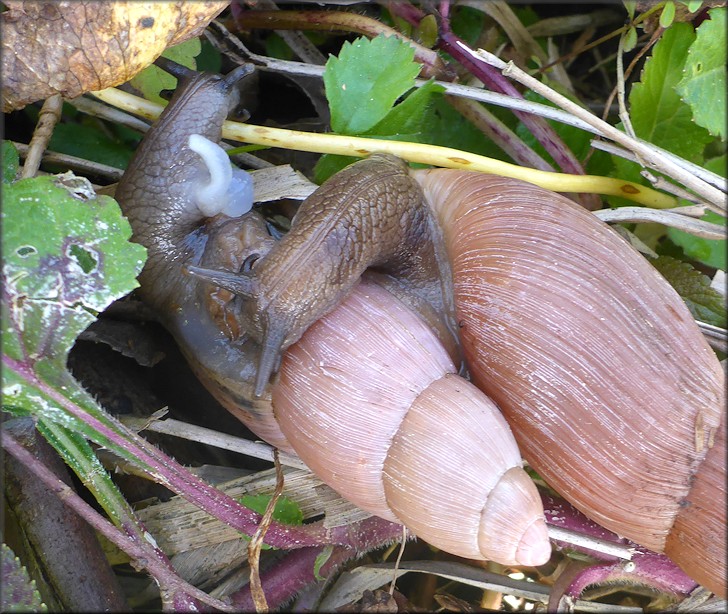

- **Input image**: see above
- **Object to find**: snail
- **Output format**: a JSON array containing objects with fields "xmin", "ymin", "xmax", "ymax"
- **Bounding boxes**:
[
  {"xmin": 114, "ymin": 66, "xmax": 726, "ymax": 595},
  {"xmin": 413, "ymin": 169, "xmax": 725, "ymax": 596},
  {"xmin": 194, "ymin": 158, "xmax": 727, "ymax": 594},
  {"xmin": 114, "ymin": 66, "xmax": 551, "ymax": 568}
]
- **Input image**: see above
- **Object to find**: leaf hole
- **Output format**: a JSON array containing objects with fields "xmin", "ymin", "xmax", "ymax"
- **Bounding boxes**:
[
  {"xmin": 69, "ymin": 244, "xmax": 97, "ymax": 274},
  {"xmin": 16, "ymin": 245, "xmax": 37, "ymax": 258}
]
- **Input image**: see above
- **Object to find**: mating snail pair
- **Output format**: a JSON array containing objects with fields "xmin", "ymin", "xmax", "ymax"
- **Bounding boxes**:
[{"xmin": 114, "ymin": 65, "xmax": 726, "ymax": 596}]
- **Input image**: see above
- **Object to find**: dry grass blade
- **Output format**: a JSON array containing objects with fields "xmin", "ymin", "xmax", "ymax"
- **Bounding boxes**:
[{"xmin": 248, "ymin": 450, "xmax": 284, "ymax": 613}]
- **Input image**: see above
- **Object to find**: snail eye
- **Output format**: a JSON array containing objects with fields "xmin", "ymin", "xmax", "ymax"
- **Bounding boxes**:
[{"xmin": 242, "ymin": 253, "xmax": 260, "ymax": 272}]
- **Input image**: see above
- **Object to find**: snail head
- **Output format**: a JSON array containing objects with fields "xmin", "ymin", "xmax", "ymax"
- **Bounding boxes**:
[{"xmin": 185, "ymin": 264, "xmax": 287, "ymax": 398}]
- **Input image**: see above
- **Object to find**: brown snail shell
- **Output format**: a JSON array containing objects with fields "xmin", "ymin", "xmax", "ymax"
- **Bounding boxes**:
[{"xmin": 415, "ymin": 169, "xmax": 726, "ymax": 595}]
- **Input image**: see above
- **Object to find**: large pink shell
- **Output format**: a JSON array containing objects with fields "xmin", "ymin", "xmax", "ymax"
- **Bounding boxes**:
[
  {"xmin": 415, "ymin": 169, "xmax": 726, "ymax": 594},
  {"xmin": 273, "ymin": 279, "xmax": 550, "ymax": 566}
]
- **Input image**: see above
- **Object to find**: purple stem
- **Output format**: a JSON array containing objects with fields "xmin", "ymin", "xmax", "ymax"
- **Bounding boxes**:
[
  {"xmin": 558, "ymin": 556, "xmax": 697, "ymax": 604},
  {"xmin": 542, "ymin": 493, "xmax": 629, "ymax": 557},
  {"xmin": 2, "ymin": 431, "xmax": 233, "ymax": 612},
  {"xmin": 5, "ymin": 352, "xmax": 393, "ymax": 551},
  {"xmin": 3, "ymin": 356, "xmax": 330, "ymax": 549},
  {"xmin": 230, "ymin": 546, "xmax": 351, "ymax": 610},
  {"xmin": 542, "ymin": 493, "xmax": 698, "ymax": 602},
  {"xmin": 232, "ymin": 516, "xmax": 406, "ymax": 609},
  {"xmin": 328, "ymin": 515, "xmax": 405, "ymax": 557},
  {"xmin": 4, "ymin": 419, "xmax": 128, "ymax": 612},
  {"xmin": 388, "ymin": 1, "xmax": 588, "ymax": 178}
]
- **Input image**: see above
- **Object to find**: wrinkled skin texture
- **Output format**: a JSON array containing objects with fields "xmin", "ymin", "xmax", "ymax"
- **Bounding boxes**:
[{"xmin": 191, "ymin": 153, "xmax": 461, "ymax": 395}]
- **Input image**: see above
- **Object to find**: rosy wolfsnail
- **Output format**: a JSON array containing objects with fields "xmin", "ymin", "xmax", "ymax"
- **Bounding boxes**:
[
  {"xmin": 114, "ymin": 67, "xmax": 726, "ymax": 595},
  {"xmin": 414, "ymin": 169, "xmax": 725, "ymax": 596},
  {"xmin": 114, "ymin": 67, "xmax": 551, "ymax": 568}
]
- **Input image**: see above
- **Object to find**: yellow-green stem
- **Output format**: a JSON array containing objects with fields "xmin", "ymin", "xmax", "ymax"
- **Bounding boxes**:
[{"xmin": 92, "ymin": 87, "xmax": 677, "ymax": 209}]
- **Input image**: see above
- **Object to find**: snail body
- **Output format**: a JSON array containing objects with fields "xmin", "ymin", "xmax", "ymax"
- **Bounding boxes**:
[
  {"xmin": 114, "ymin": 66, "xmax": 286, "ymax": 448},
  {"xmin": 115, "ymin": 67, "xmax": 725, "ymax": 594},
  {"xmin": 115, "ymin": 68, "xmax": 551, "ymax": 567},
  {"xmin": 186, "ymin": 128, "xmax": 724, "ymax": 593},
  {"xmin": 187, "ymin": 153, "xmax": 462, "ymax": 396},
  {"xmin": 194, "ymin": 149, "xmax": 726, "ymax": 593}
]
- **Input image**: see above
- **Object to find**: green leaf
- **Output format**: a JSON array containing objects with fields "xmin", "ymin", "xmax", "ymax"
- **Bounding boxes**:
[
  {"xmin": 195, "ymin": 39, "xmax": 223, "ymax": 74},
  {"xmin": 238, "ymin": 494, "xmax": 304, "ymax": 526},
  {"xmin": 426, "ymin": 97, "xmax": 513, "ymax": 160},
  {"xmin": 366, "ymin": 79, "xmax": 444, "ymax": 140},
  {"xmin": 623, "ymin": 26, "xmax": 638, "ymax": 53},
  {"xmin": 37, "ymin": 419, "xmax": 141, "ymax": 529},
  {"xmin": 660, "ymin": 1, "xmax": 676, "ymax": 28},
  {"xmin": 49, "ymin": 122, "xmax": 135, "ymax": 170},
  {"xmin": 130, "ymin": 38, "xmax": 202, "ymax": 104},
  {"xmin": 450, "ymin": 6, "xmax": 487, "ymax": 46},
  {"xmin": 313, "ymin": 154, "xmax": 357, "ymax": 184},
  {"xmin": 416, "ymin": 14, "xmax": 438, "ymax": 49},
  {"xmin": 651, "ymin": 255, "xmax": 726, "ymax": 327},
  {"xmin": 624, "ymin": 0, "xmax": 637, "ymax": 20},
  {"xmin": 2, "ymin": 172, "xmax": 148, "ymax": 462},
  {"xmin": 2, "ymin": 174, "xmax": 145, "ymax": 365},
  {"xmin": 236, "ymin": 494, "xmax": 304, "ymax": 550},
  {"xmin": 629, "ymin": 22, "xmax": 713, "ymax": 163},
  {"xmin": 1, "ymin": 172, "xmax": 160, "ymax": 546},
  {"xmin": 668, "ymin": 210, "xmax": 726, "ymax": 270},
  {"xmin": 3, "ymin": 141, "xmax": 19, "ymax": 183},
  {"xmin": 664, "ymin": 157, "xmax": 725, "ymax": 270},
  {"xmin": 313, "ymin": 545, "xmax": 335, "ymax": 581},
  {"xmin": 315, "ymin": 80, "xmax": 445, "ymax": 183},
  {"xmin": 513, "ymin": 6, "xmax": 540, "ymax": 29},
  {"xmin": 319, "ymin": 33, "xmax": 517, "ymax": 181},
  {"xmin": 324, "ymin": 35, "xmax": 421, "ymax": 134},
  {"xmin": 1, "ymin": 173, "xmax": 276, "ymax": 560},
  {"xmin": 608, "ymin": 21, "xmax": 716, "ymax": 206},
  {"xmin": 265, "ymin": 32, "xmax": 295, "ymax": 61},
  {"xmin": 676, "ymin": 7, "xmax": 727, "ymax": 139},
  {"xmin": 1, "ymin": 544, "xmax": 47, "ymax": 612}
]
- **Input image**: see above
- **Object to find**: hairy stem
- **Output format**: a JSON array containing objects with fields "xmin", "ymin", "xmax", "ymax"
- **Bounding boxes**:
[{"xmin": 2, "ymin": 430, "xmax": 233, "ymax": 612}]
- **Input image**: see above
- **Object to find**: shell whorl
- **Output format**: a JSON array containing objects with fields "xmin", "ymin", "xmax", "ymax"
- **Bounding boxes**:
[{"xmin": 273, "ymin": 279, "xmax": 550, "ymax": 566}]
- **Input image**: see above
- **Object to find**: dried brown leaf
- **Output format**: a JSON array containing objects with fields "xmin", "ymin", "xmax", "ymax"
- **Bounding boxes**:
[
  {"xmin": 336, "ymin": 589, "xmax": 399, "ymax": 613},
  {"xmin": 2, "ymin": 1, "xmax": 228, "ymax": 111}
]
